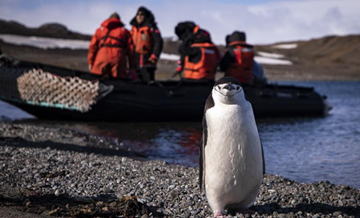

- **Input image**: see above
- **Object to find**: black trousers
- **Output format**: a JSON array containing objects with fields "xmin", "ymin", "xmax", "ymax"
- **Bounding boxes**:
[
  {"xmin": 135, "ymin": 53, "xmax": 157, "ymax": 82},
  {"xmin": 138, "ymin": 67, "xmax": 156, "ymax": 82}
]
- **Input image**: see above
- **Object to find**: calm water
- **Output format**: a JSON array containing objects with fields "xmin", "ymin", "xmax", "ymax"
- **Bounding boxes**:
[{"xmin": 1, "ymin": 81, "xmax": 359, "ymax": 189}]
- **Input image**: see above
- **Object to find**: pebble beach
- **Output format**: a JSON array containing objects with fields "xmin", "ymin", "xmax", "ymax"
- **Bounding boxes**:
[{"xmin": 0, "ymin": 122, "xmax": 359, "ymax": 217}]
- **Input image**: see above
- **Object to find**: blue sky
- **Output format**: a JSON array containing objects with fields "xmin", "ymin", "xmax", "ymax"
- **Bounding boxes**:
[{"xmin": 1, "ymin": 0, "xmax": 360, "ymax": 44}]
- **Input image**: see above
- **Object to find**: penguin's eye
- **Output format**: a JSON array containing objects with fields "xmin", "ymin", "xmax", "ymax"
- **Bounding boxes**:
[
  {"xmin": 236, "ymin": 86, "xmax": 240, "ymax": 90},
  {"xmin": 217, "ymin": 86, "xmax": 221, "ymax": 90}
]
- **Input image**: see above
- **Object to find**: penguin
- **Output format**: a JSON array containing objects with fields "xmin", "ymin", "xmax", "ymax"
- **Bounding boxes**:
[{"xmin": 199, "ymin": 76, "xmax": 265, "ymax": 217}]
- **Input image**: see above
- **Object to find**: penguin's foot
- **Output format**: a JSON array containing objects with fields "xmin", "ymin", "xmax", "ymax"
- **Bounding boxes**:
[{"xmin": 213, "ymin": 210, "xmax": 226, "ymax": 217}]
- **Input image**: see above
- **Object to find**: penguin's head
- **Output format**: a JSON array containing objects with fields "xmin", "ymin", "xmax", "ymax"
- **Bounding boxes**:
[{"xmin": 212, "ymin": 77, "xmax": 245, "ymax": 104}]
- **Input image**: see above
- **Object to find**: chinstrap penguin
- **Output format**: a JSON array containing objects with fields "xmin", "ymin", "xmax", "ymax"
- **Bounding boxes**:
[{"xmin": 199, "ymin": 77, "xmax": 265, "ymax": 217}]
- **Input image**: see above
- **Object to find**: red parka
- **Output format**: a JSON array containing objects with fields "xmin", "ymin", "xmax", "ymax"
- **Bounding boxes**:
[
  {"xmin": 176, "ymin": 23, "xmax": 221, "ymax": 81},
  {"xmin": 183, "ymin": 42, "xmax": 221, "ymax": 80},
  {"xmin": 224, "ymin": 41, "xmax": 254, "ymax": 84},
  {"xmin": 88, "ymin": 17, "xmax": 135, "ymax": 78}
]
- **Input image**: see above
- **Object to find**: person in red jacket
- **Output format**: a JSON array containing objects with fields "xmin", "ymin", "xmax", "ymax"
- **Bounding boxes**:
[
  {"xmin": 130, "ymin": 6, "xmax": 163, "ymax": 82},
  {"xmin": 174, "ymin": 22, "xmax": 221, "ymax": 81},
  {"xmin": 219, "ymin": 31, "xmax": 254, "ymax": 85},
  {"xmin": 88, "ymin": 12, "xmax": 135, "ymax": 79}
]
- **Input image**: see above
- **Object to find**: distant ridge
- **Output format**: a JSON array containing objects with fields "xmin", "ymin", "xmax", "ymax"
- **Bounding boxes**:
[
  {"xmin": 292, "ymin": 35, "xmax": 360, "ymax": 66},
  {"xmin": 0, "ymin": 19, "xmax": 91, "ymax": 40},
  {"xmin": 256, "ymin": 34, "xmax": 360, "ymax": 66},
  {"xmin": 2, "ymin": 18, "xmax": 359, "ymax": 67}
]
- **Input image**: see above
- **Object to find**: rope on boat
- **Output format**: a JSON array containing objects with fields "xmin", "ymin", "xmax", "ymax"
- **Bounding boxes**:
[{"xmin": 0, "ymin": 63, "xmax": 110, "ymax": 112}]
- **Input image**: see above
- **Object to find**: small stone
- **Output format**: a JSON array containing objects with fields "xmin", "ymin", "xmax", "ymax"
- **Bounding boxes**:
[
  {"xmin": 268, "ymin": 189, "xmax": 276, "ymax": 193},
  {"xmin": 191, "ymin": 209, "xmax": 200, "ymax": 215},
  {"xmin": 183, "ymin": 211, "xmax": 191, "ymax": 218},
  {"xmin": 54, "ymin": 189, "xmax": 60, "ymax": 196},
  {"xmin": 171, "ymin": 190, "xmax": 179, "ymax": 199},
  {"xmin": 333, "ymin": 211, "xmax": 342, "ymax": 216},
  {"xmin": 102, "ymin": 187, "xmax": 113, "ymax": 193}
]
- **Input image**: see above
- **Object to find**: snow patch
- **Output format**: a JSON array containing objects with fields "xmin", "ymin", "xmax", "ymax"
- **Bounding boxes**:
[
  {"xmin": 0, "ymin": 34, "xmax": 179, "ymax": 61},
  {"xmin": 254, "ymin": 56, "xmax": 293, "ymax": 65},
  {"xmin": 257, "ymin": 51, "xmax": 285, "ymax": 59},
  {"xmin": 256, "ymin": 51, "xmax": 292, "ymax": 65},
  {"xmin": 272, "ymin": 43, "xmax": 298, "ymax": 49},
  {"xmin": 0, "ymin": 34, "xmax": 292, "ymax": 65},
  {"xmin": 160, "ymin": 53, "xmax": 180, "ymax": 61},
  {"xmin": 0, "ymin": 34, "xmax": 89, "ymax": 50}
]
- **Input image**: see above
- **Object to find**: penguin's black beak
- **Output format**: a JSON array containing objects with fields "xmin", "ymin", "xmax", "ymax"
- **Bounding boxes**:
[{"xmin": 223, "ymin": 83, "xmax": 235, "ymax": 91}]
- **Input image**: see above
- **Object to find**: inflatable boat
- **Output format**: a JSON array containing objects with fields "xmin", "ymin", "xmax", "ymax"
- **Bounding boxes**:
[{"xmin": 0, "ymin": 56, "xmax": 331, "ymax": 122}]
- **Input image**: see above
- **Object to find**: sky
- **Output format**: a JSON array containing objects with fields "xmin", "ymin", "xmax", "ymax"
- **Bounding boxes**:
[{"xmin": 1, "ymin": 0, "xmax": 360, "ymax": 45}]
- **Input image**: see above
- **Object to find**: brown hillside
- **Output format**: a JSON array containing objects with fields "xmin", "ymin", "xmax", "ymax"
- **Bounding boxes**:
[
  {"xmin": 162, "ymin": 38, "xmax": 180, "ymax": 55},
  {"xmin": 256, "ymin": 35, "xmax": 360, "ymax": 66},
  {"xmin": 295, "ymin": 35, "xmax": 360, "ymax": 65},
  {"xmin": 254, "ymin": 35, "xmax": 360, "ymax": 80}
]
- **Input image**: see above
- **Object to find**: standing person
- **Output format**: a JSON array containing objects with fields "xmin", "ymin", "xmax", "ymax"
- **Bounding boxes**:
[
  {"xmin": 219, "ymin": 31, "xmax": 257, "ymax": 85},
  {"xmin": 130, "ymin": 6, "xmax": 163, "ymax": 82},
  {"xmin": 88, "ymin": 12, "xmax": 135, "ymax": 79},
  {"xmin": 174, "ymin": 22, "xmax": 221, "ymax": 81}
]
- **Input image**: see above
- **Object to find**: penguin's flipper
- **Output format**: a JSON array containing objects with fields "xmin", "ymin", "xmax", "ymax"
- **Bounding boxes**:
[
  {"xmin": 261, "ymin": 142, "xmax": 266, "ymax": 175},
  {"xmin": 200, "ymin": 94, "xmax": 215, "ymax": 191},
  {"xmin": 199, "ymin": 115, "xmax": 206, "ymax": 191}
]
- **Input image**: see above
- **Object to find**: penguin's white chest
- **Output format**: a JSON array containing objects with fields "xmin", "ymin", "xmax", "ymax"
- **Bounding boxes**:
[{"xmin": 204, "ymin": 103, "xmax": 263, "ymax": 208}]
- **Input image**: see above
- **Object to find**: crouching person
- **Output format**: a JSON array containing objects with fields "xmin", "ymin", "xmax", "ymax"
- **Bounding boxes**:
[
  {"xmin": 175, "ymin": 21, "xmax": 221, "ymax": 81},
  {"xmin": 220, "ymin": 31, "xmax": 258, "ymax": 85}
]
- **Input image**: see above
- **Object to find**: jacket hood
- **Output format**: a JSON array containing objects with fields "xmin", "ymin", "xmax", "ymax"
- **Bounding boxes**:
[
  {"xmin": 175, "ymin": 21, "xmax": 212, "ymax": 44},
  {"xmin": 130, "ymin": 6, "xmax": 156, "ymax": 27},
  {"xmin": 193, "ymin": 29, "xmax": 212, "ymax": 44},
  {"xmin": 101, "ymin": 17, "xmax": 124, "ymax": 29},
  {"xmin": 175, "ymin": 21, "xmax": 196, "ymax": 40},
  {"xmin": 227, "ymin": 31, "xmax": 246, "ymax": 46}
]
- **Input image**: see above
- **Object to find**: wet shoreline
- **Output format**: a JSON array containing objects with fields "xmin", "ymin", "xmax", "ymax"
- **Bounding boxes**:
[{"xmin": 0, "ymin": 122, "xmax": 359, "ymax": 217}]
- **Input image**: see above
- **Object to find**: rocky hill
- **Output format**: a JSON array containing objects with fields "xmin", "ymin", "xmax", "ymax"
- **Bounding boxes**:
[
  {"xmin": 256, "ymin": 35, "xmax": 360, "ymax": 66},
  {"xmin": 0, "ymin": 19, "xmax": 91, "ymax": 40},
  {"xmin": 254, "ymin": 35, "xmax": 360, "ymax": 80}
]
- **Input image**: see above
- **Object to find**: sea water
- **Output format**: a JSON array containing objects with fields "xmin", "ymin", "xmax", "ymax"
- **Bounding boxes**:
[{"xmin": 1, "ymin": 81, "xmax": 359, "ymax": 189}]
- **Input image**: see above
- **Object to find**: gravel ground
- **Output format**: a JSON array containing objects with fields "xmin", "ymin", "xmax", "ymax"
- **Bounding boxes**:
[{"xmin": 0, "ymin": 122, "xmax": 359, "ymax": 217}]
